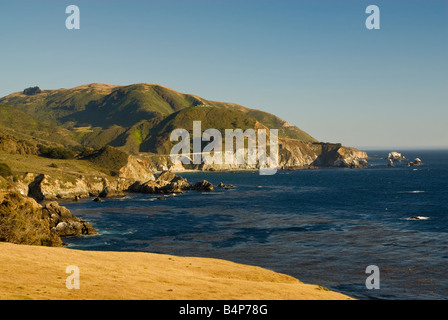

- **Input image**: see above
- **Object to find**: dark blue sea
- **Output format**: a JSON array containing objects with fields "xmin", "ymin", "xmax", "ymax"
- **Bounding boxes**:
[{"xmin": 63, "ymin": 150, "xmax": 448, "ymax": 300}]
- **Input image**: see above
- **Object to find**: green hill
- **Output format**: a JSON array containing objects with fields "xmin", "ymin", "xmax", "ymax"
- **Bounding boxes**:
[
  {"xmin": 135, "ymin": 106, "xmax": 259, "ymax": 154},
  {"xmin": 0, "ymin": 104, "xmax": 80, "ymax": 149},
  {"xmin": 0, "ymin": 83, "xmax": 118, "ymax": 124},
  {"xmin": 0, "ymin": 83, "xmax": 318, "ymax": 153}
]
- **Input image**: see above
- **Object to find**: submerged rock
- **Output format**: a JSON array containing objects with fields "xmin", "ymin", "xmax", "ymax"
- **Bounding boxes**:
[{"xmin": 217, "ymin": 182, "xmax": 235, "ymax": 189}]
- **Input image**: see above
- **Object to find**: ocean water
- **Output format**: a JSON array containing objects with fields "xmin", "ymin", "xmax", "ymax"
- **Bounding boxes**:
[{"xmin": 63, "ymin": 150, "xmax": 448, "ymax": 300}]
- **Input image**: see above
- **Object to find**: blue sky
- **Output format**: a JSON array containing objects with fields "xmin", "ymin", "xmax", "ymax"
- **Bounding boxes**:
[{"xmin": 0, "ymin": 0, "xmax": 447, "ymax": 149}]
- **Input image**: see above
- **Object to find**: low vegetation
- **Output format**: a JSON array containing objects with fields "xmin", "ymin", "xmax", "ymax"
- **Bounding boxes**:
[
  {"xmin": 82, "ymin": 145, "xmax": 129, "ymax": 176},
  {"xmin": 37, "ymin": 144, "xmax": 75, "ymax": 160},
  {"xmin": 0, "ymin": 162, "xmax": 12, "ymax": 178}
]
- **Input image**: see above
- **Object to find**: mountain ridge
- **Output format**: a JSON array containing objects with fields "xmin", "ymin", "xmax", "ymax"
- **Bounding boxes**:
[
  {"xmin": 0, "ymin": 82, "xmax": 319, "ymax": 150},
  {"xmin": 0, "ymin": 83, "xmax": 368, "ymax": 176}
]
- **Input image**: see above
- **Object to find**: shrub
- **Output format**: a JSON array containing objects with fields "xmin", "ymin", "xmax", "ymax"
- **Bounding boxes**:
[
  {"xmin": 83, "ymin": 146, "xmax": 129, "ymax": 176},
  {"xmin": 0, "ymin": 163, "xmax": 12, "ymax": 178},
  {"xmin": 23, "ymin": 86, "xmax": 42, "ymax": 95},
  {"xmin": 38, "ymin": 144, "xmax": 75, "ymax": 159}
]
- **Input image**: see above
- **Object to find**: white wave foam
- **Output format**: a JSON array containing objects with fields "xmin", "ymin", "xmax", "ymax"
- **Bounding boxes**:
[
  {"xmin": 399, "ymin": 191, "xmax": 426, "ymax": 194},
  {"xmin": 406, "ymin": 216, "xmax": 430, "ymax": 220}
]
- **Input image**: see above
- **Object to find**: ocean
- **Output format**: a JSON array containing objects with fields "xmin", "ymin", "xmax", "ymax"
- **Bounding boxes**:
[{"xmin": 63, "ymin": 150, "xmax": 448, "ymax": 300}]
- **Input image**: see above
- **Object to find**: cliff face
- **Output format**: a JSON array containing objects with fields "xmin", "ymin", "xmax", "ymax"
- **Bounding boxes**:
[
  {"xmin": 2, "ymin": 146, "xmax": 155, "ymax": 202},
  {"xmin": 163, "ymin": 140, "xmax": 368, "ymax": 172},
  {"xmin": 26, "ymin": 173, "xmax": 133, "ymax": 201},
  {"xmin": 24, "ymin": 155, "xmax": 155, "ymax": 201}
]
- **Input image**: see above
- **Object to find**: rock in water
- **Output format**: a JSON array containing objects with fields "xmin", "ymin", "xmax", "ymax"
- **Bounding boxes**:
[
  {"xmin": 0, "ymin": 192, "xmax": 97, "ymax": 246},
  {"xmin": 387, "ymin": 159, "xmax": 394, "ymax": 167},
  {"xmin": 407, "ymin": 158, "xmax": 423, "ymax": 166},
  {"xmin": 128, "ymin": 172, "xmax": 191, "ymax": 194},
  {"xmin": 387, "ymin": 152, "xmax": 405, "ymax": 161},
  {"xmin": 42, "ymin": 201, "xmax": 97, "ymax": 237},
  {"xmin": 192, "ymin": 180, "xmax": 214, "ymax": 192}
]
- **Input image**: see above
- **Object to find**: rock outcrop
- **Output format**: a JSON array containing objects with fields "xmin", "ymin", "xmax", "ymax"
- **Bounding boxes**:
[
  {"xmin": 311, "ymin": 143, "xmax": 369, "ymax": 169},
  {"xmin": 407, "ymin": 158, "xmax": 423, "ymax": 166},
  {"xmin": 387, "ymin": 159, "xmax": 394, "ymax": 167},
  {"xmin": 128, "ymin": 171, "xmax": 191, "ymax": 194},
  {"xmin": 192, "ymin": 180, "xmax": 214, "ymax": 192},
  {"xmin": 387, "ymin": 152, "xmax": 406, "ymax": 161},
  {"xmin": 26, "ymin": 173, "xmax": 134, "ymax": 201},
  {"xmin": 21, "ymin": 146, "xmax": 156, "ymax": 201},
  {"xmin": 128, "ymin": 171, "xmax": 217, "ymax": 194},
  {"xmin": 170, "ymin": 141, "xmax": 369, "ymax": 172},
  {"xmin": 0, "ymin": 192, "xmax": 97, "ymax": 247},
  {"xmin": 42, "ymin": 201, "xmax": 97, "ymax": 237}
]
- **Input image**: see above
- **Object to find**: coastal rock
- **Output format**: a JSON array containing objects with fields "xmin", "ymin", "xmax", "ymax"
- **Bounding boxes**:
[
  {"xmin": 278, "ymin": 140, "xmax": 319, "ymax": 169},
  {"xmin": 387, "ymin": 152, "xmax": 405, "ymax": 161},
  {"xmin": 333, "ymin": 157, "xmax": 369, "ymax": 169},
  {"xmin": 128, "ymin": 172, "xmax": 191, "ymax": 194},
  {"xmin": 118, "ymin": 155, "xmax": 155, "ymax": 182},
  {"xmin": 28, "ymin": 174, "xmax": 91, "ymax": 201},
  {"xmin": 192, "ymin": 180, "xmax": 214, "ymax": 192},
  {"xmin": 0, "ymin": 192, "xmax": 96, "ymax": 246},
  {"xmin": 156, "ymin": 171, "xmax": 176, "ymax": 183},
  {"xmin": 217, "ymin": 182, "xmax": 235, "ymax": 189},
  {"xmin": 138, "ymin": 180, "xmax": 158, "ymax": 194},
  {"xmin": 310, "ymin": 143, "xmax": 369, "ymax": 169},
  {"xmin": 407, "ymin": 158, "xmax": 423, "ymax": 166},
  {"xmin": 387, "ymin": 159, "xmax": 394, "ymax": 167},
  {"xmin": 168, "ymin": 160, "xmax": 185, "ymax": 172},
  {"xmin": 98, "ymin": 185, "xmax": 126, "ymax": 198},
  {"xmin": 42, "ymin": 201, "xmax": 97, "ymax": 237},
  {"xmin": 183, "ymin": 141, "xmax": 369, "ymax": 171},
  {"xmin": 25, "ymin": 171, "xmax": 139, "ymax": 201}
]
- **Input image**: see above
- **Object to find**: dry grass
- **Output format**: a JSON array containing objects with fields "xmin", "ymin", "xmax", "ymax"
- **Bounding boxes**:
[{"xmin": 0, "ymin": 242, "xmax": 354, "ymax": 300}]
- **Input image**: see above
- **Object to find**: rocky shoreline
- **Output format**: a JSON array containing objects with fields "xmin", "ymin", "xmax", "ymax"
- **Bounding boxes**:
[
  {"xmin": 0, "ymin": 191, "xmax": 96, "ymax": 246},
  {"xmin": 0, "ymin": 169, "xmax": 226, "ymax": 247},
  {"xmin": 0, "ymin": 142, "xmax": 370, "ymax": 248}
]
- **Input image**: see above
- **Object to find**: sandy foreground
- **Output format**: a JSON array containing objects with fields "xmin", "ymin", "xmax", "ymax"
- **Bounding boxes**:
[{"xmin": 0, "ymin": 242, "xmax": 353, "ymax": 300}]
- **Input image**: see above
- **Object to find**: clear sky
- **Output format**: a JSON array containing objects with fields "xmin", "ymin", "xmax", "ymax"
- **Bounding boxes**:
[{"xmin": 0, "ymin": 0, "xmax": 447, "ymax": 149}]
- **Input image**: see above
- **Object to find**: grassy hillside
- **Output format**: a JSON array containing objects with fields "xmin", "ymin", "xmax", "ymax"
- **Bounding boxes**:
[
  {"xmin": 82, "ymin": 145, "xmax": 130, "ymax": 176},
  {"xmin": 135, "ymin": 106, "xmax": 260, "ymax": 154},
  {"xmin": 0, "ymin": 242, "xmax": 354, "ymax": 300},
  {"xmin": 0, "ymin": 83, "xmax": 320, "ymax": 155},
  {"xmin": 0, "ymin": 104, "xmax": 80, "ymax": 149},
  {"xmin": 0, "ymin": 83, "xmax": 208, "ymax": 128},
  {"xmin": 0, "ymin": 83, "xmax": 118, "ymax": 124}
]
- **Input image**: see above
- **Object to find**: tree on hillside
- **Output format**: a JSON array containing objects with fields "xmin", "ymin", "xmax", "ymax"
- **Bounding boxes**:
[{"xmin": 23, "ymin": 86, "xmax": 42, "ymax": 95}]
